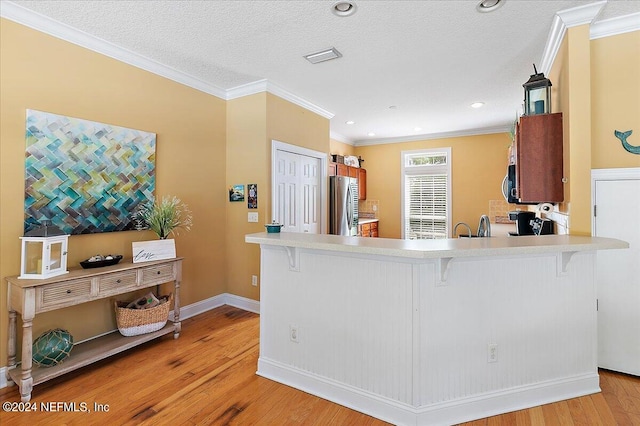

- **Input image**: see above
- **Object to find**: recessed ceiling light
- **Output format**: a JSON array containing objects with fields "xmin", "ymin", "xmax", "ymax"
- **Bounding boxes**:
[
  {"xmin": 471, "ymin": 102, "xmax": 485, "ymax": 108},
  {"xmin": 389, "ymin": 105, "xmax": 397, "ymax": 110},
  {"xmin": 367, "ymin": 132, "xmax": 376, "ymax": 137},
  {"xmin": 303, "ymin": 47, "xmax": 342, "ymax": 64},
  {"xmin": 332, "ymin": 1, "xmax": 357, "ymax": 17},
  {"xmin": 476, "ymin": 0, "xmax": 505, "ymax": 13},
  {"xmin": 414, "ymin": 127, "xmax": 423, "ymax": 132},
  {"xmin": 346, "ymin": 120, "xmax": 355, "ymax": 125}
]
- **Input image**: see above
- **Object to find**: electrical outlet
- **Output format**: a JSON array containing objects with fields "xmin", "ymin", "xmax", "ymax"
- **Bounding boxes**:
[
  {"xmin": 290, "ymin": 325, "xmax": 299, "ymax": 343},
  {"xmin": 248, "ymin": 212, "xmax": 259, "ymax": 223},
  {"xmin": 251, "ymin": 275, "xmax": 258, "ymax": 287},
  {"xmin": 488, "ymin": 343, "xmax": 498, "ymax": 363}
]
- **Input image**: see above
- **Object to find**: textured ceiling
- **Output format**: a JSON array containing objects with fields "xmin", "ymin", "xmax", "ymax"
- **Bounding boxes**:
[{"xmin": 5, "ymin": 0, "xmax": 640, "ymax": 144}]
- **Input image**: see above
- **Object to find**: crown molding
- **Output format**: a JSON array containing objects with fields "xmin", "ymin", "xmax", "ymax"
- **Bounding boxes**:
[
  {"xmin": 225, "ymin": 79, "xmax": 269, "ymax": 100},
  {"xmin": 354, "ymin": 125, "xmax": 511, "ymax": 147},
  {"xmin": 539, "ymin": 14, "xmax": 567, "ymax": 75},
  {"xmin": 264, "ymin": 81, "xmax": 335, "ymax": 119},
  {"xmin": 225, "ymin": 79, "xmax": 334, "ymax": 119},
  {"xmin": 1, "ymin": 1, "xmax": 334, "ymax": 119},
  {"xmin": 556, "ymin": 1, "xmax": 607, "ymax": 28},
  {"xmin": 591, "ymin": 12, "xmax": 640, "ymax": 40},
  {"xmin": 329, "ymin": 131, "xmax": 354, "ymax": 145},
  {"xmin": 1, "ymin": 1, "xmax": 228, "ymax": 99},
  {"xmin": 539, "ymin": 0, "xmax": 609, "ymax": 75}
]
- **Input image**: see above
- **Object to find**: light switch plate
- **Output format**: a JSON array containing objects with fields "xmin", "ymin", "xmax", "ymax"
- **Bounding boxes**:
[{"xmin": 248, "ymin": 212, "xmax": 259, "ymax": 223}]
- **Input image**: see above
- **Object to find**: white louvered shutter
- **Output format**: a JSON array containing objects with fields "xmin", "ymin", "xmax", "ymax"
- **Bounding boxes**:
[{"xmin": 405, "ymin": 174, "xmax": 448, "ymax": 239}]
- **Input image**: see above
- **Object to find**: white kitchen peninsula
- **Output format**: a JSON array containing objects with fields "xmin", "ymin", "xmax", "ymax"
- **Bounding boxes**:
[{"xmin": 245, "ymin": 233, "xmax": 627, "ymax": 425}]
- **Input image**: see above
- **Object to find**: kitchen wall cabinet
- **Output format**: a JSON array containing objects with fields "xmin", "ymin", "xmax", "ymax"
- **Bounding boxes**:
[
  {"xmin": 357, "ymin": 220, "xmax": 378, "ymax": 237},
  {"xmin": 330, "ymin": 162, "xmax": 367, "ymax": 200},
  {"xmin": 514, "ymin": 113, "xmax": 564, "ymax": 203},
  {"xmin": 358, "ymin": 168, "xmax": 367, "ymax": 200}
]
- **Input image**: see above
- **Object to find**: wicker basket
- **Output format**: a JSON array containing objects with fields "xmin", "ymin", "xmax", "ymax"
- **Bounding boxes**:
[{"xmin": 115, "ymin": 294, "xmax": 172, "ymax": 337}]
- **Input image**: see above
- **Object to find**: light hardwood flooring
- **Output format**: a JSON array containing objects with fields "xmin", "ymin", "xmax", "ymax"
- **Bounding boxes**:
[{"xmin": 1, "ymin": 305, "xmax": 639, "ymax": 425}]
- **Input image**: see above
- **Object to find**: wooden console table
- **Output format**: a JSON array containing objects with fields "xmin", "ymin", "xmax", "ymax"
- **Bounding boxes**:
[{"xmin": 5, "ymin": 257, "xmax": 183, "ymax": 402}]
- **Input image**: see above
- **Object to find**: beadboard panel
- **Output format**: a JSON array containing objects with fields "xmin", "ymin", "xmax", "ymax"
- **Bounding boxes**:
[
  {"xmin": 418, "ymin": 252, "xmax": 597, "ymax": 406},
  {"xmin": 256, "ymin": 243, "xmax": 600, "ymax": 425},
  {"xmin": 260, "ymin": 246, "xmax": 415, "ymax": 404}
]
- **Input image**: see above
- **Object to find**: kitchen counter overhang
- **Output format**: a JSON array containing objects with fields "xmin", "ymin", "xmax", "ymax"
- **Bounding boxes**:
[
  {"xmin": 246, "ymin": 232, "xmax": 626, "ymax": 259},
  {"xmin": 245, "ymin": 232, "xmax": 628, "ymax": 425}
]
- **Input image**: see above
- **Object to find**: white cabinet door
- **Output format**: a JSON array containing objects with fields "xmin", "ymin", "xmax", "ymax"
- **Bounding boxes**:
[
  {"xmin": 274, "ymin": 149, "xmax": 321, "ymax": 234},
  {"xmin": 594, "ymin": 176, "xmax": 640, "ymax": 376}
]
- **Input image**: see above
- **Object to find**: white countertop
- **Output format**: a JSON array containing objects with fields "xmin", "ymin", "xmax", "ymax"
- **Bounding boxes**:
[
  {"xmin": 358, "ymin": 218, "xmax": 379, "ymax": 225},
  {"xmin": 245, "ymin": 232, "xmax": 628, "ymax": 259}
]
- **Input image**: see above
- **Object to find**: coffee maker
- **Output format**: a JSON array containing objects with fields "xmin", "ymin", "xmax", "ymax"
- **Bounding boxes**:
[
  {"xmin": 508, "ymin": 211, "xmax": 554, "ymax": 236},
  {"xmin": 508, "ymin": 211, "xmax": 536, "ymax": 236}
]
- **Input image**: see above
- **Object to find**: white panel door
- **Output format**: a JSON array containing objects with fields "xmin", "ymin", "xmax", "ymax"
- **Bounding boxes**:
[
  {"xmin": 301, "ymin": 155, "xmax": 321, "ymax": 234},
  {"xmin": 274, "ymin": 149, "xmax": 321, "ymax": 233},
  {"xmin": 274, "ymin": 150, "xmax": 299, "ymax": 232},
  {"xmin": 594, "ymin": 178, "xmax": 640, "ymax": 376}
]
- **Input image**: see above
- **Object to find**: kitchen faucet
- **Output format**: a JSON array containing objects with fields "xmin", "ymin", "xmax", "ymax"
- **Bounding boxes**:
[
  {"xmin": 477, "ymin": 215, "xmax": 491, "ymax": 237},
  {"xmin": 453, "ymin": 222, "xmax": 472, "ymax": 238}
]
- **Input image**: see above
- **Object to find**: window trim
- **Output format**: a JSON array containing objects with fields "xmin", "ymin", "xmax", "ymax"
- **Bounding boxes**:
[{"xmin": 401, "ymin": 147, "xmax": 452, "ymax": 239}]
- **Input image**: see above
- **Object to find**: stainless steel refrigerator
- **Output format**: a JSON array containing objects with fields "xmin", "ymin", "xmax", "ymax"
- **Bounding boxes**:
[{"xmin": 329, "ymin": 176, "xmax": 358, "ymax": 236}]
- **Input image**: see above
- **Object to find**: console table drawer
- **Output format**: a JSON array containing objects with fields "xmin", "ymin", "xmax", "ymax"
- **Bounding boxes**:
[
  {"xmin": 98, "ymin": 271, "xmax": 137, "ymax": 295},
  {"xmin": 37, "ymin": 278, "xmax": 93, "ymax": 310},
  {"xmin": 141, "ymin": 263, "xmax": 176, "ymax": 285}
]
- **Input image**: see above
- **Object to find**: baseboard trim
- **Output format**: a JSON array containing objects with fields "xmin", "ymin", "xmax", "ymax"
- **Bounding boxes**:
[
  {"xmin": 257, "ymin": 357, "xmax": 600, "ymax": 426},
  {"xmin": 1, "ymin": 293, "xmax": 259, "ymax": 390},
  {"xmin": 224, "ymin": 293, "xmax": 260, "ymax": 314}
]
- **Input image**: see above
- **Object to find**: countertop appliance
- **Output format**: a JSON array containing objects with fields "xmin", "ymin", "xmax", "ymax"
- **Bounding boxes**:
[
  {"xmin": 531, "ymin": 217, "xmax": 554, "ymax": 235},
  {"xmin": 508, "ymin": 210, "xmax": 536, "ymax": 236},
  {"xmin": 508, "ymin": 211, "xmax": 555, "ymax": 236},
  {"xmin": 330, "ymin": 176, "xmax": 358, "ymax": 236}
]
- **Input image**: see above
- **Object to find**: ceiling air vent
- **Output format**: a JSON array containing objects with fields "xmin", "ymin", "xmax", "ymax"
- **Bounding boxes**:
[{"xmin": 304, "ymin": 47, "xmax": 342, "ymax": 64}]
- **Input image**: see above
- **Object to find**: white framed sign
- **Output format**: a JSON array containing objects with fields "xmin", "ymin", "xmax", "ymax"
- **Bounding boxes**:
[{"xmin": 132, "ymin": 239, "xmax": 176, "ymax": 263}]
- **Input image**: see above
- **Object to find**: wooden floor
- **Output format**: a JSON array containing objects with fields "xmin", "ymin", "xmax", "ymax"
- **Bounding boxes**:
[{"xmin": 1, "ymin": 305, "xmax": 639, "ymax": 425}]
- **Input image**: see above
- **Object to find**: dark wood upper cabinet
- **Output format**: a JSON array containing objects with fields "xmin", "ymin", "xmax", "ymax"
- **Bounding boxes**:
[
  {"xmin": 358, "ymin": 168, "xmax": 367, "ymax": 200},
  {"xmin": 515, "ymin": 113, "xmax": 564, "ymax": 203}
]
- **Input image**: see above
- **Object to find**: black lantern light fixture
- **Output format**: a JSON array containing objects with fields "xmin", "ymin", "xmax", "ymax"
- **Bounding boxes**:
[{"xmin": 523, "ymin": 64, "xmax": 552, "ymax": 116}]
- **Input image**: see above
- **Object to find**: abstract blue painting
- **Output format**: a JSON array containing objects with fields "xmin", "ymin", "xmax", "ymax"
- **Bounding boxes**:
[{"xmin": 25, "ymin": 109, "xmax": 156, "ymax": 235}]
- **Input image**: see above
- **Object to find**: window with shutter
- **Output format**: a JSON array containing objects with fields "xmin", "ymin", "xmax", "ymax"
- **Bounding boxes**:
[{"xmin": 401, "ymin": 148, "xmax": 451, "ymax": 239}]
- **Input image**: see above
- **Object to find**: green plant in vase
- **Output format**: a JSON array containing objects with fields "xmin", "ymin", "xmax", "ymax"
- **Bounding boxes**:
[{"xmin": 134, "ymin": 196, "xmax": 192, "ymax": 239}]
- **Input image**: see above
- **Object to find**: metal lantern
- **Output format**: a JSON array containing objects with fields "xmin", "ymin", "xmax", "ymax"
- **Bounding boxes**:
[
  {"xmin": 19, "ymin": 222, "xmax": 69, "ymax": 279},
  {"xmin": 523, "ymin": 64, "xmax": 552, "ymax": 115}
]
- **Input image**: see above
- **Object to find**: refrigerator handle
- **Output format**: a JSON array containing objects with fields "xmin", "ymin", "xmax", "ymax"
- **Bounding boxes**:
[{"xmin": 346, "ymin": 184, "xmax": 352, "ymax": 228}]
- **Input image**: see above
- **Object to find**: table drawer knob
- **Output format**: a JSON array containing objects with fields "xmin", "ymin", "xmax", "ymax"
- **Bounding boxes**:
[
  {"xmin": 157, "ymin": 271, "xmax": 161, "ymax": 275},
  {"xmin": 66, "ymin": 289, "xmax": 71, "ymax": 294},
  {"xmin": 116, "ymin": 279, "xmax": 121, "ymax": 283}
]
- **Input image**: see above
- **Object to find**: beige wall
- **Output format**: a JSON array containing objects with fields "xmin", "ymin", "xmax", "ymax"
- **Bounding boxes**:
[
  {"xmin": 355, "ymin": 134, "xmax": 510, "ymax": 239},
  {"xmin": 591, "ymin": 31, "xmax": 640, "ymax": 169},
  {"xmin": 549, "ymin": 25, "xmax": 593, "ymax": 235},
  {"xmin": 551, "ymin": 28, "xmax": 640, "ymax": 235},
  {"xmin": 224, "ymin": 93, "xmax": 330, "ymax": 300},
  {"xmin": 550, "ymin": 32, "xmax": 570, "ymax": 212},
  {"xmin": 330, "ymin": 139, "xmax": 356, "ymax": 157},
  {"xmin": 0, "ymin": 19, "xmax": 227, "ymax": 365}
]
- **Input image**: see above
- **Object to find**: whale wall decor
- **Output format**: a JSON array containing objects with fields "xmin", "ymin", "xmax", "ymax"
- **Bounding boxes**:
[{"xmin": 615, "ymin": 130, "xmax": 640, "ymax": 155}]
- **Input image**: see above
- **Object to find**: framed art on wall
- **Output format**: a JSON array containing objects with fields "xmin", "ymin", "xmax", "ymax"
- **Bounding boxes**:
[
  {"xmin": 24, "ymin": 109, "xmax": 156, "ymax": 235},
  {"xmin": 248, "ymin": 184, "xmax": 257, "ymax": 209},
  {"xmin": 229, "ymin": 184, "xmax": 244, "ymax": 202}
]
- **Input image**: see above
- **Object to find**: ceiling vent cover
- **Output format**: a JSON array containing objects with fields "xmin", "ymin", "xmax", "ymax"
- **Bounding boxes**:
[{"xmin": 304, "ymin": 47, "xmax": 342, "ymax": 64}]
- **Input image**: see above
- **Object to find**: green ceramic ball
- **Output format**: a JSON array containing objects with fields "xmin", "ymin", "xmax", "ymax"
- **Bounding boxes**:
[{"xmin": 32, "ymin": 328, "xmax": 74, "ymax": 367}]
